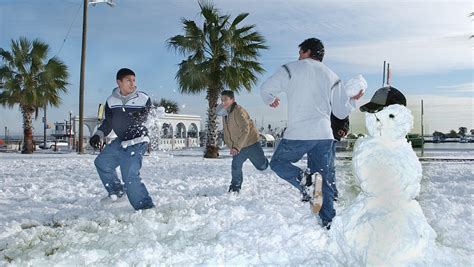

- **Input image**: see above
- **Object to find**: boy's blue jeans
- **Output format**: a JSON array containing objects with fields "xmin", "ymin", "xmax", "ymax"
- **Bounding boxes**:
[
  {"xmin": 231, "ymin": 142, "xmax": 269, "ymax": 190},
  {"xmin": 94, "ymin": 139, "xmax": 154, "ymax": 210},
  {"xmin": 270, "ymin": 139, "xmax": 335, "ymax": 224}
]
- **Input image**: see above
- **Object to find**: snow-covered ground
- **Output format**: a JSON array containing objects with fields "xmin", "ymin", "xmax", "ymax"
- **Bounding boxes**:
[{"xmin": 0, "ymin": 149, "xmax": 472, "ymax": 266}]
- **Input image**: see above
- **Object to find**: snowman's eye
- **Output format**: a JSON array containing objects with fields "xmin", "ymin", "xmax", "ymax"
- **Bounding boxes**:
[{"xmin": 389, "ymin": 114, "xmax": 395, "ymax": 118}]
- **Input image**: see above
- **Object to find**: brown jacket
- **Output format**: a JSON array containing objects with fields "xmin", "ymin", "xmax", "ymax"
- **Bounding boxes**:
[{"xmin": 222, "ymin": 103, "xmax": 260, "ymax": 151}]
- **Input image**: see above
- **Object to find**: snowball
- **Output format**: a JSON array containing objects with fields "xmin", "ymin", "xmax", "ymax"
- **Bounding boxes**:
[{"xmin": 344, "ymin": 74, "xmax": 367, "ymax": 97}]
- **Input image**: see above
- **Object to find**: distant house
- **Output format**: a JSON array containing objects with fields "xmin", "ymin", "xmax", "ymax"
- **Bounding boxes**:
[
  {"xmin": 52, "ymin": 121, "xmax": 73, "ymax": 140},
  {"xmin": 259, "ymin": 133, "xmax": 275, "ymax": 147}
]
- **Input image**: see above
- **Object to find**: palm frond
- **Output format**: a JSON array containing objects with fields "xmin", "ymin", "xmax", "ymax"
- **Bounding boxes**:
[{"xmin": 230, "ymin": 13, "xmax": 249, "ymax": 28}]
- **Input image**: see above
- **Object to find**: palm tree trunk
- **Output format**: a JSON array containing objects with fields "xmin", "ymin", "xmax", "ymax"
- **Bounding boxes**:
[
  {"xmin": 204, "ymin": 88, "xmax": 220, "ymax": 158},
  {"xmin": 43, "ymin": 103, "xmax": 47, "ymax": 149},
  {"xmin": 21, "ymin": 105, "xmax": 35, "ymax": 154}
]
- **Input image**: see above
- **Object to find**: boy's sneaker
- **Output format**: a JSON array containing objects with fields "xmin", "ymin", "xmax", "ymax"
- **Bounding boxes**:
[
  {"xmin": 100, "ymin": 192, "xmax": 126, "ymax": 205},
  {"xmin": 310, "ymin": 173, "xmax": 324, "ymax": 214},
  {"xmin": 299, "ymin": 171, "xmax": 315, "ymax": 202},
  {"xmin": 301, "ymin": 190, "xmax": 311, "ymax": 202},
  {"xmin": 228, "ymin": 185, "xmax": 240, "ymax": 194},
  {"xmin": 299, "ymin": 170, "xmax": 313, "ymax": 187},
  {"xmin": 323, "ymin": 221, "xmax": 332, "ymax": 230}
]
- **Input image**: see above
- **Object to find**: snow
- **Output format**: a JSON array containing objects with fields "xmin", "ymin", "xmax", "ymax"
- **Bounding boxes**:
[
  {"xmin": 343, "ymin": 74, "xmax": 367, "ymax": 97},
  {"xmin": 0, "ymin": 148, "xmax": 472, "ymax": 265}
]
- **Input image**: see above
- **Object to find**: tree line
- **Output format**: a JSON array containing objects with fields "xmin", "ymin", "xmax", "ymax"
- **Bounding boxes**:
[{"xmin": 433, "ymin": 127, "xmax": 473, "ymax": 139}]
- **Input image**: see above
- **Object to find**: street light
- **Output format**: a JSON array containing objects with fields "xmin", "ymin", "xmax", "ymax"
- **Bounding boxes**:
[
  {"xmin": 69, "ymin": 111, "xmax": 73, "ymax": 149},
  {"xmin": 78, "ymin": 0, "xmax": 115, "ymax": 154}
]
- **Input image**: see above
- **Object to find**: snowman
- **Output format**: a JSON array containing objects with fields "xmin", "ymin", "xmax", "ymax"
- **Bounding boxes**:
[{"xmin": 330, "ymin": 86, "xmax": 436, "ymax": 266}]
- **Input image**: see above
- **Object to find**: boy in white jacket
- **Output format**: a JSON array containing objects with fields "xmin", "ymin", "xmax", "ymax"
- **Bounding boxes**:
[{"xmin": 260, "ymin": 38, "xmax": 365, "ymax": 228}]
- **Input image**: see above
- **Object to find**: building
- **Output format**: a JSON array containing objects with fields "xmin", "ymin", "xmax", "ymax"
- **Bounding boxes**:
[{"xmin": 65, "ymin": 113, "xmax": 201, "ymax": 150}]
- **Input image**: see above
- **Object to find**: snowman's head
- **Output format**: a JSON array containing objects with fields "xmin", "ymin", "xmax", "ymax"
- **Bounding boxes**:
[{"xmin": 365, "ymin": 104, "xmax": 413, "ymax": 141}]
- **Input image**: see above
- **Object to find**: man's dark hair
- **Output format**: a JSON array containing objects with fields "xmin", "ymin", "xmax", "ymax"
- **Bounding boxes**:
[
  {"xmin": 116, "ymin": 68, "xmax": 135, "ymax": 80},
  {"xmin": 221, "ymin": 90, "xmax": 234, "ymax": 99},
  {"xmin": 299, "ymin": 38, "xmax": 325, "ymax": 61}
]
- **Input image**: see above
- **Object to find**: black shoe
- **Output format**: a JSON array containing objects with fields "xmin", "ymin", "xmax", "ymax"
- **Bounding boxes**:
[
  {"xmin": 298, "ymin": 171, "xmax": 313, "ymax": 187},
  {"xmin": 228, "ymin": 185, "xmax": 240, "ymax": 193},
  {"xmin": 140, "ymin": 204, "xmax": 156, "ymax": 210},
  {"xmin": 301, "ymin": 191, "xmax": 311, "ymax": 202},
  {"xmin": 300, "ymin": 174, "xmax": 315, "ymax": 203},
  {"xmin": 322, "ymin": 220, "xmax": 332, "ymax": 230},
  {"xmin": 333, "ymin": 191, "xmax": 339, "ymax": 202}
]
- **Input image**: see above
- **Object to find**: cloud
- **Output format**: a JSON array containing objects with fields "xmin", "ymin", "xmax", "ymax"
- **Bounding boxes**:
[
  {"xmin": 349, "ymin": 94, "xmax": 474, "ymax": 134},
  {"xmin": 329, "ymin": 34, "xmax": 472, "ymax": 74},
  {"xmin": 1, "ymin": 0, "xmax": 472, "ymax": 135},
  {"xmin": 434, "ymin": 83, "xmax": 474, "ymax": 95}
]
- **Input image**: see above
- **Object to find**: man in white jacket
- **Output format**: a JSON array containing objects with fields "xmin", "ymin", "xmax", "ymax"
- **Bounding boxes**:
[{"xmin": 260, "ymin": 38, "xmax": 364, "ymax": 228}]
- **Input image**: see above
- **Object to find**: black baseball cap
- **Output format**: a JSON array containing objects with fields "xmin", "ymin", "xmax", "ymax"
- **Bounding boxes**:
[{"xmin": 360, "ymin": 86, "xmax": 407, "ymax": 113}]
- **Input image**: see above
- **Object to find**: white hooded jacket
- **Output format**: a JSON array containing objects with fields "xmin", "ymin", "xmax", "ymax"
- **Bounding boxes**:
[{"xmin": 260, "ymin": 58, "xmax": 357, "ymax": 140}]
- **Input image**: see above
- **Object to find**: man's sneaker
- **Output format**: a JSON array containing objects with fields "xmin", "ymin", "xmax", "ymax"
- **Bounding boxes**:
[
  {"xmin": 301, "ymin": 190, "xmax": 311, "ymax": 202},
  {"xmin": 100, "ymin": 192, "xmax": 126, "ymax": 205},
  {"xmin": 228, "ymin": 185, "xmax": 240, "ymax": 194},
  {"xmin": 322, "ymin": 220, "xmax": 332, "ymax": 230},
  {"xmin": 299, "ymin": 170, "xmax": 313, "ymax": 187},
  {"xmin": 299, "ymin": 170, "xmax": 315, "ymax": 202},
  {"xmin": 310, "ymin": 172, "xmax": 324, "ymax": 214}
]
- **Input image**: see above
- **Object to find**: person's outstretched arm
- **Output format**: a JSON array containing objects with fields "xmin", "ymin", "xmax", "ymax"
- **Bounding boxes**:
[
  {"xmin": 260, "ymin": 66, "xmax": 290, "ymax": 108},
  {"xmin": 331, "ymin": 75, "xmax": 366, "ymax": 119}
]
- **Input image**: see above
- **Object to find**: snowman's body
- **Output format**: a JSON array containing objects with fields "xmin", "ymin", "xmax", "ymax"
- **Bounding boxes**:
[{"xmin": 331, "ymin": 105, "xmax": 436, "ymax": 266}]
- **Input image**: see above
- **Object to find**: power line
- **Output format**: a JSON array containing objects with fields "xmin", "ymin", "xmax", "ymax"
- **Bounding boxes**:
[{"xmin": 55, "ymin": 1, "xmax": 83, "ymax": 57}]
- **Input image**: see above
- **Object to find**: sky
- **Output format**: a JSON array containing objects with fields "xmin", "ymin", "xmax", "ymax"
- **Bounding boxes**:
[{"xmin": 0, "ymin": 0, "xmax": 473, "ymax": 136}]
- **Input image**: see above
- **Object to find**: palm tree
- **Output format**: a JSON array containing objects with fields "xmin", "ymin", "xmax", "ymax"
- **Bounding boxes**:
[
  {"xmin": 152, "ymin": 98, "xmax": 180, "ymax": 114},
  {"xmin": 168, "ymin": 1, "xmax": 267, "ymax": 158},
  {"xmin": 0, "ymin": 37, "xmax": 69, "ymax": 153},
  {"xmin": 470, "ymin": 13, "xmax": 474, "ymax": 39}
]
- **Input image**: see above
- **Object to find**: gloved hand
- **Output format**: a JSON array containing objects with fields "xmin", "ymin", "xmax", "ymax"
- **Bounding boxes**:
[
  {"xmin": 132, "ymin": 111, "xmax": 142, "ymax": 119},
  {"xmin": 89, "ymin": 134, "xmax": 101, "ymax": 149}
]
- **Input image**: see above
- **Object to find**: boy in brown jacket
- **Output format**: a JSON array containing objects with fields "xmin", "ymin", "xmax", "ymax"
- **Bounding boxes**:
[{"xmin": 218, "ymin": 90, "xmax": 269, "ymax": 193}]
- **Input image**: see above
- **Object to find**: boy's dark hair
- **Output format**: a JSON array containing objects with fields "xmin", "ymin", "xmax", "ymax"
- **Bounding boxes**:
[
  {"xmin": 221, "ymin": 90, "xmax": 234, "ymax": 99},
  {"xmin": 299, "ymin": 38, "xmax": 325, "ymax": 61},
  {"xmin": 116, "ymin": 68, "xmax": 135, "ymax": 80}
]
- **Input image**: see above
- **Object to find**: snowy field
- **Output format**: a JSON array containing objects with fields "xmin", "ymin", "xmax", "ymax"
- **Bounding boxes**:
[{"xmin": 0, "ymin": 149, "xmax": 472, "ymax": 266}]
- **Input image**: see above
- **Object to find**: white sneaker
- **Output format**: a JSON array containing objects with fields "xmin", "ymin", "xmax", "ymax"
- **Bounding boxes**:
[
  {"xmin": 310, "ymin": 172, "xmax": 324, "ymax": 214},
  {"xmin": 100, "ymin": 193, "xmax": 127, "ymax": 205}
]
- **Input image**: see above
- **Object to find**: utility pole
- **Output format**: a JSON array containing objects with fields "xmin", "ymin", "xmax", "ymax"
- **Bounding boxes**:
[
  {"xmin": 421, "ymin": 99, "xmax": 424, "ymax": 156},
  {"xmin": 386, "ymin": 63, "xmax": 391, "ymax": 85},
  {"xmin": 382, "ymin": 61, "xmax": 386, "ymax": 86},
  {"xmin": 78, "ymin": 0, "xmax": 88, "ymax": 154},
  {"xmin": 69, "ymin": 111, "xmax": 73, "ymax": 149},
  {"xmin": 78, "ymin": 0, "xmax": 115, "ymax": 154}
]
